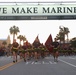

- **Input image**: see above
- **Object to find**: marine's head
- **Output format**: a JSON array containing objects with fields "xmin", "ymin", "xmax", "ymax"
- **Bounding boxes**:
[{"xmin": 13, "ymin": 39, "xmax": 16, "ymax": 43}]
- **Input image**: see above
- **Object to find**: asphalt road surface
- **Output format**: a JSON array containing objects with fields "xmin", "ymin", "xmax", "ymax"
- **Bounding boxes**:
[{"xmin": 0, "ymin": 55, "xmax": 76, "ymax": 75}]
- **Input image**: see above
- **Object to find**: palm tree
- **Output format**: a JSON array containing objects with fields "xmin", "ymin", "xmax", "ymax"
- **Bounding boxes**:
[
  {"xmin": 59, "ymin": 26, "xmax": 70, "ymax": 43},
  {"xmin": 9, "ymin": 25, "xmax": 20, "ymax": 42},
  {"xmin": 70, "ymin": 37, "xmax": 76, "ymax": 48},
  {"xmin": 64, "ymin": 27, "xmax": 70, "ymax": 43},
  {"xmin": 56, "ymin": 32, "xmax": 64, "ymax": 43},
  {"xmin": 56, "ymin": 26, "xmax": 65, "ymax": 43},
  {"xmin": 17, "ymin": 35, "xmax": 23, "ymax": 46}
]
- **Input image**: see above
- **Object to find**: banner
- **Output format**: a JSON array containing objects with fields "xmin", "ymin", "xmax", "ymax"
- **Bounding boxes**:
[{"xmin": 0, "ymin": 4, "xmax": 76, "ymax": 16}]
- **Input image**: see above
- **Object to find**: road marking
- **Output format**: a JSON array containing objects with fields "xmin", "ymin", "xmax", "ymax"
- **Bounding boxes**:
[
  {"xmin": 25, "ymin": 61, "xmax": 57, "ymax": 65},
  {"xmin": 42, "ymin": 61, "xmax": 45, "ymax": 64},
  {"xmin": 25, "ymin": 61, "xmax": 31, "ymax": 64},
  {"xmin": 42, "ymin": 61, "xmax": 49, "ymax": 64},
  {"xmin": 26, "ymin": 62, "xmax": 29, "ymax": 64},
  {"xmin": 59, "ymin": 59, "xmax": 76, "ymax": 68},
  {"xmin": 49, "ymin": 61, "xmax": 57, "ymax": 64},
  {"xmin": 69, "ymin": 57, "xmax": 76, "ymax": 60},
  {"xmin": 45, "ymin": 57, "xmax": 50, "ymax": 59},
  {"xmin": 0, "ymin": 63, "xmax": 14, "ymax": 71},
  {"xmin": 0, "ymin": 59, "xmax": 22, "ymax": 71},
  {"xmin": 31, "ymin": 61, "xmax": 34, "ymax": 64},
  {"xmin": 34, "ymin": 62, "xmax": 41, "ymax": 64},
  {"xmin": 49, "ymin": 61, "xmax": 53, "ymax": 64}
]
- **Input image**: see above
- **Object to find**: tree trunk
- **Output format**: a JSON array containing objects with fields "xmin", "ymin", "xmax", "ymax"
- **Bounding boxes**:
[
  {"xmin": 60, "ymin": 39, "xmax": 61, "ymax": 44},
  {"xmin": 20, "ymin": 40, "xmax": 21, "ymax": 47},
  {"xmin": 13, "ymin": 34, "xmax": 15, "ymax": 42},
  {"xmin": 67, "ymin": 34, "xmax": 69, "ymax": 43},
  {"xmin": 63, "ymin": 34, "xmax": 65, "ymax": 44},
  {"xmin": 23, "ymin": 41, "xmax": 24, "ymax": 45}
]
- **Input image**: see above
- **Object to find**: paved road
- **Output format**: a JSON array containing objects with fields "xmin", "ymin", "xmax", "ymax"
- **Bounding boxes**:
[{"xmin": 0, "ymin": 55, "xmax": 76, "ymax": 75}]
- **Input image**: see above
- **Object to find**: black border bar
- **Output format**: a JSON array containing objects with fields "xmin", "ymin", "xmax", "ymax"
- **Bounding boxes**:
[{"xmin": 0, "ymin": 15, "xmax": 76, "ymax": 20}]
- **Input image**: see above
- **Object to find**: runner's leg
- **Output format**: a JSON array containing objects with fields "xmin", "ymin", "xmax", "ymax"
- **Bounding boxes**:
[
  {"xmin": 15, "ymin": 52, "xmax": 17, "ymax": 62},
  {"xmin": 34, "ymin": 52, "xmax": 38, "ymax": 62},
  {"xmin": 24, "ymin": 52, "xmax": 27, "ymax": 62},
  {"xmin": 13, "ymin": 51, "xmax": 15, "ymax": 63}
]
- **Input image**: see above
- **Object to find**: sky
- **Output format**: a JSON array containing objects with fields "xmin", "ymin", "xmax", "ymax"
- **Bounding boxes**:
[{"xmin": 0, "ymin": 0, "xmax": 76, "ymax": 44}]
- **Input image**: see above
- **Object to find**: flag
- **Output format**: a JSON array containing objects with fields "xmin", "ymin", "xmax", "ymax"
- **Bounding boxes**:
[
  {"xmin": 32, "ymin": 35, "xmax": 41, "ymax": 48},
  {"xmin": 45, "ymin": 34, "xmax": 53, "ymax": 52},
  {"xmin": 35, "ymin": 35, "xmax": 39, "ymax": 42}
]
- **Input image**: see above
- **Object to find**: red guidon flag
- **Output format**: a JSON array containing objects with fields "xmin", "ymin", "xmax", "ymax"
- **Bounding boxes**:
[
  {"xmin": 32, "ymin": 35, "xmax": 41, "ymax": 48},
  {"xmin": 45, "ymin": 34, "xmax": 53, "ymax": 52}
]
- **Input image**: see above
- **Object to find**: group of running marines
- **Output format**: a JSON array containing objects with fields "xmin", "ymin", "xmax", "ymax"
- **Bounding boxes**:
[{"xmin": 11, "ymin": 38, "xmax": 59, "ymax": 63}]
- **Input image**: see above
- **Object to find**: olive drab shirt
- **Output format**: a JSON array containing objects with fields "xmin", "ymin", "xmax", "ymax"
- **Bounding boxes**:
[
  {"xmin": 52, "ymin": 42, "xmax": 59, "ymax": 48},
  {"xmin": 12, "ymin": 42, "xmax": 19, "ymax": 48},
  {"xmin": 52, "ymin": 41, "xmax": 59, "ymax": 53}
]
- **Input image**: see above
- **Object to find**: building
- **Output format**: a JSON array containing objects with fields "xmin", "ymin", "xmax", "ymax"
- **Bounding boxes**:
[{"xmin": 0, "ymin": 35, "xmax": 11, "ymax": 46}]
